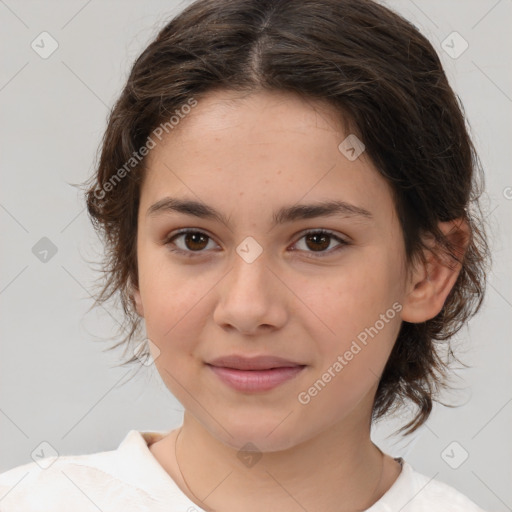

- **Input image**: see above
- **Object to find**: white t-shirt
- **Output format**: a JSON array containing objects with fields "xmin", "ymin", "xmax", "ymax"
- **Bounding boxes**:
[{"xmin": 0, "ymin": 430, "xmax": 487, "ymax": 511}]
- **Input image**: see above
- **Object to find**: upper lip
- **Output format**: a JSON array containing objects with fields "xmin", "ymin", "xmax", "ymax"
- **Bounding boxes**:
[{"xmin": 206, "ymin": 355, "xmax": 305, "ymax": 371}]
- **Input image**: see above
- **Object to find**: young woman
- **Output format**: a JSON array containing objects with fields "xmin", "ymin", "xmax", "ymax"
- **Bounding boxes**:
[{"xmin": 0, "ymin": 0, "xmax": 490, "ymax": 510}]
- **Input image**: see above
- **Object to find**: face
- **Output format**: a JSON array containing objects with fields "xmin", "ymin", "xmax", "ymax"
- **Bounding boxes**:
[{"xmin": 133, "ymin": 89, "xmax": 410, "ymax": 452}]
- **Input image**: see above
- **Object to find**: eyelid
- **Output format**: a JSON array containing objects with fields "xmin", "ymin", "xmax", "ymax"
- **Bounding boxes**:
[{"xmin": 164, "ymin": 227, "xmax": 350, "ymax": 258}]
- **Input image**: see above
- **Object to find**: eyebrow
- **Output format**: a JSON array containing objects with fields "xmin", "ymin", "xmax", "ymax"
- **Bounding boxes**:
[{"xmin": 146, "ymin": 197, "xmax": 373, "ymax": 227}]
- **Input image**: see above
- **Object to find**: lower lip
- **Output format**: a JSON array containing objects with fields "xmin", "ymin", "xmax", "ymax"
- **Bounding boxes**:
[{"xmin": 207, "ymin": 364, "xmax": 306, "ymax": 392}]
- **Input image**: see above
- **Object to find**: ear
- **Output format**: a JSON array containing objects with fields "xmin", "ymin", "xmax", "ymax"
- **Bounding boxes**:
[
  {"xmin": 401, "ymin": 218, "xmax": 470, "ymax": 323},
  {"xmin": 129, "ymin": 279, "xmax": 144, "ymax": 317}
]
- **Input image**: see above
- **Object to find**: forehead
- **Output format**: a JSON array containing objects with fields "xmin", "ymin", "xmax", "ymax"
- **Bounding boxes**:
[
  {"xmin": 141, "ymin": 89, "xmax": 396, "ymax": 226},
  {"xmin": 149, "ymin": 89, "xmax": 348, "ymax": 153}
]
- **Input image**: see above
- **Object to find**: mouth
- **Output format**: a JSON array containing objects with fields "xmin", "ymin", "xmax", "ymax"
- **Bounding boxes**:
[
  {"xmin": 205, "ymin": 354, "xmax": 307, "ymax": 392},
  {"xmin": 206, "ymin": 354, "xmax": 304, "ymax": 371}
]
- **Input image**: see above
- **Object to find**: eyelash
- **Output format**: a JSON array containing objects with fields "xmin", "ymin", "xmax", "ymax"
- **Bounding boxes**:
[{"xmin": 163, "ymin": 228, "xmax": 350, "ymax": 259}]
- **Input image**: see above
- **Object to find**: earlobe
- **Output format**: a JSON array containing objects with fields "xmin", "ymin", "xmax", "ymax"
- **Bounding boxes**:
[{"xmin": 401, "ymin": 218, "xmax": 469, "ymax": 324}]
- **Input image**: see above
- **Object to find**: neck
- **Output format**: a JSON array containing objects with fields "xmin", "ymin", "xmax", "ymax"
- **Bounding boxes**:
[{"xmin": 171, "ymin": 409, "xmax": 393, "ymax": 512}]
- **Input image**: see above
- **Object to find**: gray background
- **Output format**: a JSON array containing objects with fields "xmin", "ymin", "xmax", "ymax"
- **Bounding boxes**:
[{"xmin": 1, "ymin": 0, "xmax": 510, "ymax": 510}]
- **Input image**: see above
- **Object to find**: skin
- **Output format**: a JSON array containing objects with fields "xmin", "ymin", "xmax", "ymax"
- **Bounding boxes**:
[{"xmin": 132, "ymin": 89, "xmax": 467, "ymax": 512}]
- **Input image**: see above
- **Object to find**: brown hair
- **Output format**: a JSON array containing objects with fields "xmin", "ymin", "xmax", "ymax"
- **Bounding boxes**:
[{"xmin": 83, "ymin": 0, "xmax": 490, "ymax": 435}]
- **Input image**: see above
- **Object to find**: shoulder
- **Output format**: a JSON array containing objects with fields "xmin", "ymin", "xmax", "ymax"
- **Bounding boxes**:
[
  {"xmin": 380, "ymin": 460, "xmax": 488, "ymax": 512},
  {"xmin": 0, "ymin": 436, "xmax": 164, "ymax": 511}
]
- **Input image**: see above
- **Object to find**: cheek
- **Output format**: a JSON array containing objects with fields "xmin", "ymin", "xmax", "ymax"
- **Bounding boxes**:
[
  {"xmin": 142, "ymin": 281, "xmax": 205, "ymax": 341},
  {"xmin": 137, "ymin": 251, "xmax": 198, "ymax": 348},
  {"xmin": 138, "ymin": 242, "xmax": 198, "ymax": 320},
  {"xmin": 291, "ymin": 253, "xmax": 403, "ymax": 404},
  {"xmin": 293, "ymin": 254, "xmax": 403, "ymax": 345},
  {"xmin": 296, "ymin": 313, "xmax": 401, "ymax": 424}
]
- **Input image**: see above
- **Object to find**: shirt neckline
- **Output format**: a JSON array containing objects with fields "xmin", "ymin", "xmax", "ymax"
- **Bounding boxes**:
[
  {"xmin": 118, "ymin": 430, "xmax": 411, "ymax": 511},
  {"xmin": 116, "ymin": 429, "xmax": 206, "ymax": 508}
]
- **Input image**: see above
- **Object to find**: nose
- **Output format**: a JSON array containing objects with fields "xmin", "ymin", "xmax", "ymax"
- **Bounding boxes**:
[{"xmin": 212, "ymin": 247, "xmax": 288, "ymax": 335}]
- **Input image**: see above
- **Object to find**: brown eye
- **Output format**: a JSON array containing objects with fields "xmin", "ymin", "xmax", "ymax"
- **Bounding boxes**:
[
  {"xmin": 304, "ymin": 232, "xmax": 331, "ymax": 251},
  {"xmin": 182, "ymin": 232, "xmax": 209, "ymax": 251},
  {"xmin": 165, "ymin": 230, "xmax": 218, "ymax": 255},
  {"xmin": 293, "ymin": 230, "xmax": 348, "ymax": 257}
]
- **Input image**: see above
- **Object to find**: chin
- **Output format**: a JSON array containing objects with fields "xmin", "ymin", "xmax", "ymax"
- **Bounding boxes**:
[{"xmin": 207, "ymin": 416, "xmax": 304, "ymax": 453}]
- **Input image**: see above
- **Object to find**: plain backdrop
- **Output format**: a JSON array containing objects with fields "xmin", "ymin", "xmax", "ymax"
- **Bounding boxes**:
[{"xmin": 1, "ymin": 0, "xmax": 511, "ymax": 510}]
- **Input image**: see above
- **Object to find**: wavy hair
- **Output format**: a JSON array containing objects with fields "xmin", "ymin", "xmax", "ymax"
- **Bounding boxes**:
[{"xmin": 82, "ymin": 0, "xmax": 490, "ymax": 435}]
